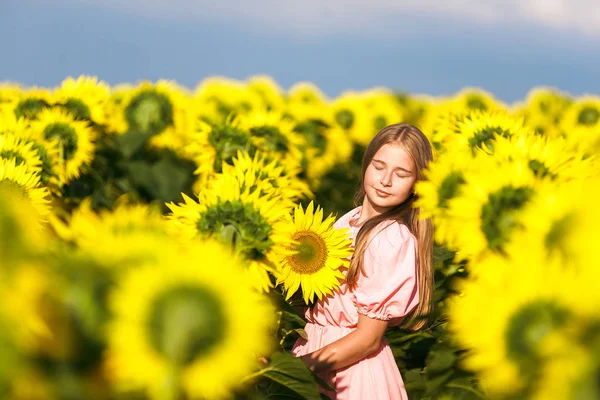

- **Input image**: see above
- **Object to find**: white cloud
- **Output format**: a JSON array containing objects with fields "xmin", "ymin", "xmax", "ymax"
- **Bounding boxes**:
[{"xmin": 53, "ymin": 0, "xmax": 600, "ymax": 37}]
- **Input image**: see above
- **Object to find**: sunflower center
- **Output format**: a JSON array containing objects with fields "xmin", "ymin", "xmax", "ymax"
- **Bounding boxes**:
[
  {"xmin": 437, "ymin": 171, "xmax": 465, "ymax": 209},
  {"xmin": 148, "ymin": 285, "xmax": 227, "ymax": 366},
  {"xmin": 287, "ymin": 230, "xmax": 328, "ymax": 274},
  {"xmin": 59, "ymin": 98, "xmax": 92, "ymax": 121},
  {"xmin": 294, "ymin": 120, "xmax": 328, "ymax": 156},
  {"xmin": 197, "ymin": 201, "xmax": 273, "ymax": 261},
  {"xmin": 466, "ymin": 95, "xmax": 488, "ymax": 111},
  {"xmin": 0, "ymin": 150, "xmax": 26, "ymax": 166},
  {"xmin": 374, "ymin": 116, "xmax": 387, "ymax": 131},
  {"xmin": 335, "ymin": 110, "xmax": 354, "ymax": 130},
  {"xmin": 42, "ymin": 122, "xmax": 78, "ymax": 161},
  {"xmin": 481, "ymin": 186, "xmax": 534, "ymax": 251},
  {"xmin": 544, "ymin": 213, "xmax": 574, "ymax": 256},
  {"xmin": 125, "ymin": 89, "xmax": 174, "ymax": 135},
  {"xmin": 14, "ymin": 98, "xmax": 50, "ymax": 120},
  {"xmin": 250, "ymin": 126, "xmax": 291, "ymax": 154},
  {"xmin": 505, "ymin": 300, "xmax": 568, "ymax": 365},
  {"xmin": 578, "ymin": 107, "xmax": 600, "ymax": 126},
  {"xmin": 208, "ymin": 125, "xmax": 255, "ymax": 172},
  {"xmin": 528, "ymin": 159, "xmax": 557, "ymax": 180},
  {"xmin": 29, "ymin": 140, "xmax": 56, "ymax": 185},
  {"xmin": 468, "ymin": 126, "xmax": 512, "ymax": 151}
]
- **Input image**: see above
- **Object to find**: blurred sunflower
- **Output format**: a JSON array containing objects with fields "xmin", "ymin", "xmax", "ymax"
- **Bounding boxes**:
[
  {"xmin": 50, "ymin": 198, "xmax": 174, "ymax": 269},
  {"xmin": 103, "ymin": 84, "xmax": 134, "ymax": 135},
  {"xmin": 361, "ymin": 88, "xmax": 404, "ymax": 134},
  {"xmin": 414, "ymin": 151, "xmax": 472, "ymax": 249},
  {"xmin": 2, "ymin": 264, "xmax": 74, "ymax": 360},
  {"xmin": 447, "ymin": 157, "xmax": 541, "ymax": 259},
  {"xmin": 166, "ymin": 174, "xmax": 295, "ymax": 292},
  {"xmin": 0, "ymin": 184, "xmax": 49, "ymax": 270},
  {"xmin": 105, "ymin": 240, "xmax": 275, "ymax": 399},
  {"xmin": 448, "ymin": 87, "xmax": 506, "ymax": 114},
  {"xmin": 0, "ymin": 158, "xmax": 50, "ymax": 217},
  {"xmin": 559, "ymin": 96, "xmax": 600, "ymax": 154},
  {"xmin": 0, "ymin": 134, "xmax": 43, "ymax": 172},
  {"xmin": 489, "ymin": 133, "xmax": 593, "ymax": 182},
  {"xmin": 455, "ymin": 111, "xmax": 531, "ymax": 154},
  {"xmin": 52, "ymin": 75, "xmax": 110, "ymax": 123},
  {"xmin": 246, "ymin": 75, "xmax": 285, "ymax": 112},
  {"xmin": 12, "ymin": 88, "xmax": 52, "ymax": 120},
  {"xmin": 287, "ymin": 81, "xmax": 329, "ymax": 107},
  {"xmin": 29, "ymin": 107, "xmax": 95, "ymax": 184},
  {"xmin": 449, "ymin": 246, "xmax": 574, "ymax": 398},
  {"xmin": 193, "ymin": 76, "xmax": 262, "ymax": 121},
  {"xmin": 331, "ymin": 91, "xmax": 372, "ymax": 146},
  {"xmin": 278, "ymin": 202, "xmax": 353, "ymax": 304}
]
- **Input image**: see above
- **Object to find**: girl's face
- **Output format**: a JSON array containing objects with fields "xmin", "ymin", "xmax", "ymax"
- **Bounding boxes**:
[{"xmin": 363, "ymin": 143, "xmax": 417, "ymax": 210}]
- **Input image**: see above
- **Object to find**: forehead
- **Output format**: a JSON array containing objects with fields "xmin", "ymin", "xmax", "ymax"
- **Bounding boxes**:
[{"xmin": 372, "ymin": 143, "xmax": 415, "ymax": 169}]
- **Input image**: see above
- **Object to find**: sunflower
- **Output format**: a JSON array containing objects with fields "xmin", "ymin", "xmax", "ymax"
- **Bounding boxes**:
[
  {"xmin": 287, "ymin": 81, "xmax": 329, "ymax": 107},
  {"xmin": 448, "ymin": 245, "xmax": 575, "ymax": 398},
  {"xmin": 519, "ymin": 87, "xmax": 572, "ymax": 121},
  {"xmin": 217, "ymin": 150, "xmax": 312, "ymax": 205},
  {"xmin": 50, "ymin": 198, "xmax": 174, "ymax": 269},
  {"xmin": 277, "ymin": 201, "xmax": 353, "ymax": 304},
  {"xmin": 414, "ymin": 151, "xmax": 472, "ymax": 249},
  {"xmin": 29, "ymin": 107, "xmax": 95, "ymax": 184},
  {"xmin": 165, "ymin": 174, "xmax": 295, "ymax": 292},
  {"xmin": 489, "ymin": 132, "xmax": 594, "ymax": 183},
  {"xmin": 103, "ymin": 84, "xmax": 134, "ymax": 135},
  {"xmin": 0, "ymin": 158, "xmax": 50, "ymax": 217},
  {"xmin": 448, "ymin": 87, "xmax": 506, "ymax": 114},
  {"xmin": 454, "ymin": 111, "xmax": 531, "ymax": 154},
  {"xmin": 446, "ymin": 157, "xmax": 542, "ymax": 259},
  {"xmin": 331, "ymin": 91, "xmax": 372, "ymax": 146},
  {"xmin": 236, "ymin": 110, "xmax": 306, "ymax": 172},
  {"xmin": 361, "ymin": 88, "xmax": 404, "ymax": 134},
  {"xmin": 517, "ymin": 178, "xmax": 600, "ymax": 272},
  {"xmin": 105, "ymin": 240, "xmax": 275, "ymax": 399},
  {"xmin": 246, "ymin": 75, "xmax": 285, "ymax": 112},
  {"xmin": 2, "ymin": 264, "xmax": 73, "ymax": 360},
  {"xmin": 0, "ymin": 134, "xmax": 43, "ymax": 172},
  {"xmin": 187, "ymin": 118, "xmax": 256, "ymax": 185},
  {"xmin": 559, "ymin": 95, "xmax": 600, "ymax": 154},
  {"xmin": 141, "ymin": 81, "xmax": 197, "ymax": 158},
  {"xmin": 0, "ymin": 184, "xmax": 49, "ymax": 270},
  {"xmin": 12, "ymin": 88, "xmax": 52, "ymax": 120},
  {"xmin": 297, "ymin": 123, "xmax": 354, "ymax": 187},
  {"xmin": 52, "ymin": 75, "xmax": 110, "ymax": 123},
  {"xmin": 193, "ymin": 76, "xmax": 263, "ymax": 121},
  {"xmin": 532, "ymin": 334, "xmax": 600, "ymax": 400}
]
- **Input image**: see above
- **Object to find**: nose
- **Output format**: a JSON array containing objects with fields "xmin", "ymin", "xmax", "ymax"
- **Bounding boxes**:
[{"xmin": 380, "ymin": 172, "xmax": 392, "ymax": 187}]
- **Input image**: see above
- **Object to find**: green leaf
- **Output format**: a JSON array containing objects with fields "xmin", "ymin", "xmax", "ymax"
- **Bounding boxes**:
[
  {"xmin": 115, "ymin": 131, "xmax": 152, "ymax": 158},
  {"xmin": 426, "ymin": 349, "xmax": 457, "ymax": 373},
  {"xmin": 250, "ymin": 352, "xmax": 322, "ymax": 400}
]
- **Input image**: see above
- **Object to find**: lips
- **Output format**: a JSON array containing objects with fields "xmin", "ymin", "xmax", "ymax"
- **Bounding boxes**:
[{"xmin": 374, "ymin": 188, "xmax": 391, "ymax": 197}]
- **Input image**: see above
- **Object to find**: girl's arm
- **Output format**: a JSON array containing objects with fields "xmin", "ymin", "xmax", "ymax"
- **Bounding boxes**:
[{"xmin": 299, "ymin": 314, "xmax": 388, "ymax": 373}]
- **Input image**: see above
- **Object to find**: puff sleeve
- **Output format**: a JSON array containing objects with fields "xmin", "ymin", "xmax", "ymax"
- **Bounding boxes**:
[{"xmin": 351, "ymin": 221, "xmax": 420, "ymax": 325}]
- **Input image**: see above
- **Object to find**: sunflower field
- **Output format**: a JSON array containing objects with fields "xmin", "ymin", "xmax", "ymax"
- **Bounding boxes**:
[{"xmin": 0, "ymin": 75, "xmax": 599, "ymax": 400}]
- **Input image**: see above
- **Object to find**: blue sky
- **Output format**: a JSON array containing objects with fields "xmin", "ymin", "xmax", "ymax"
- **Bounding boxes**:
[{"xmin": 1, "ymin": 0, "xmax": 599, "ymax": 103}]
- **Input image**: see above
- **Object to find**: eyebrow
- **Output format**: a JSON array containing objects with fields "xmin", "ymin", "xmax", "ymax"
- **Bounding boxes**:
[{"xmin": 372, "ymin": 159, "xmax": 413, "ymax": 174}]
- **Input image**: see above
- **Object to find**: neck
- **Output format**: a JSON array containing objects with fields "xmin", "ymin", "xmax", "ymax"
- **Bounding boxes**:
[{"xmin": 356, "ymin": 196, "xmax": 393, "ymax": 226}]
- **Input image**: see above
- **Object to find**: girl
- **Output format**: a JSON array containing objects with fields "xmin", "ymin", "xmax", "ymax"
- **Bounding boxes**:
[{"xmin": 292, "ymin": 123, "xmax": 434, "ymax": 399}]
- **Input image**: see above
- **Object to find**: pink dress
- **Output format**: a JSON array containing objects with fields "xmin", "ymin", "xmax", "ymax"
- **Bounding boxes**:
[{"xmin": 292, "ymin": 206, "xmax": 420, "ymax": 400}]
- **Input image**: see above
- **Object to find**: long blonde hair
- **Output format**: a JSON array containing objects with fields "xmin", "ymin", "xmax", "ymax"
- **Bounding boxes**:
[{"xmin": 347, "ymin": 123, "xmax": 434, "ymax": 330}]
